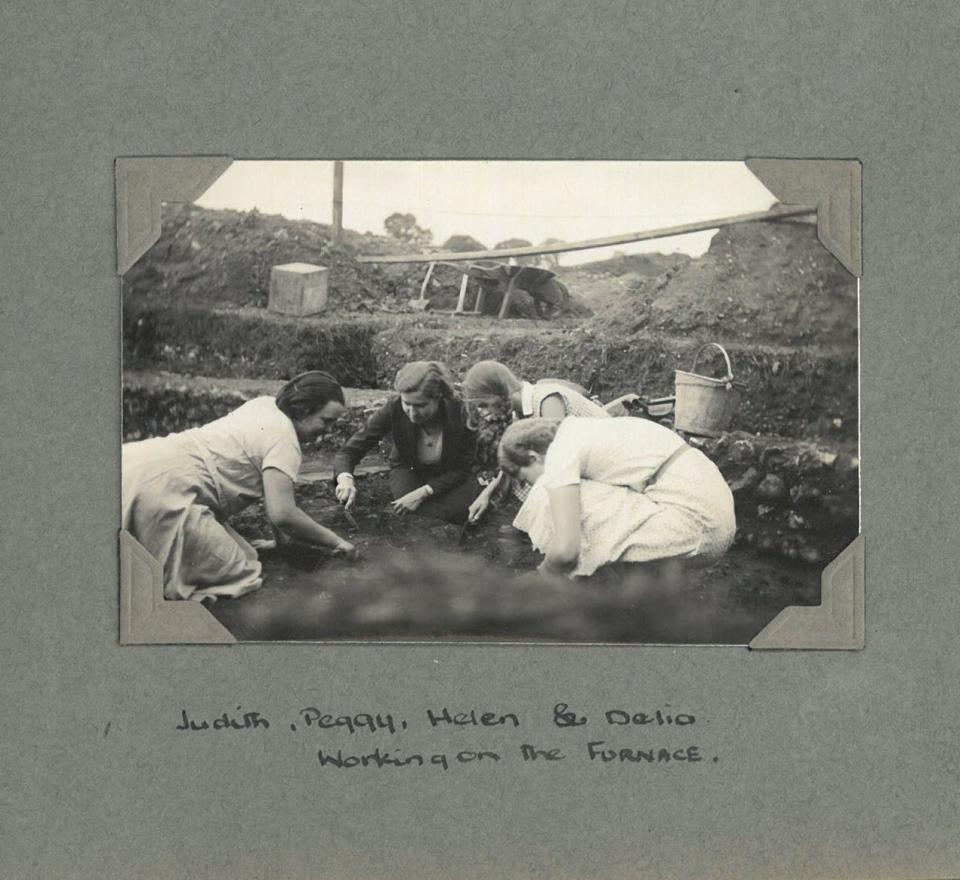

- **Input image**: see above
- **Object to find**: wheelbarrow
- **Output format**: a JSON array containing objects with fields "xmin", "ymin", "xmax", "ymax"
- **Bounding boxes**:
[{"xmin": 439, "ymin": 261, "xmax": 571, "ymax": 318}]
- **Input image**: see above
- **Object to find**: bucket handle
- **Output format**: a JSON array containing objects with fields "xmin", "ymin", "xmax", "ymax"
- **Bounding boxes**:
[{"xmin": 690, "ymin": 342, "xmax": 734, "ymax": 384}]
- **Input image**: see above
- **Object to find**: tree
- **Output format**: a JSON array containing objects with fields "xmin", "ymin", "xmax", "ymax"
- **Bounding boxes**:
[
  {"xmin": 494, "ymin": 237, "xmax": 532, "ymax": 251},
  {"xmin": 442, "ymin": 234, "xmax": 487, "ymax": 253},
  {"xmin": 538, "ymin": 238, "xmax": 565, "ymax": 269},
  {"xmin": 383, "ymin": 212, "xmax": 433, "ymax": 250},
  {"xmin": 494, "ymin": 238, "xmax": 536, "ymax": 266}
]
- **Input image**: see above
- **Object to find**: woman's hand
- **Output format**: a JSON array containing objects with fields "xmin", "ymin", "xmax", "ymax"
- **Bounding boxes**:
[
  {"xmin": 335, "ymin": 473, "xmax": 357, "ymax": 509},
  {"xmin": 468, "ymin": 471, "xmax": 503, "ymax": 523},
  {"xmin": 330, "ymin": 538, "xmax": 360, "ymax": 562},
  {"xmin": 264, "ymin": 469, "xmax": 357, "ymax": 556},
  {"xmin": 249, "ymin": 537, "xmax": 277, "ymax": 552},
  {"xmin": 538, "ymin": 553, "xmax": 576, "ymax": 576},
  {"xmin": 467, "ymin": 486, "xmax": 493, "ymax": 523},
  {"xmin": 391, "ymin": 485, "xmax": 431, "ymax": 515}
]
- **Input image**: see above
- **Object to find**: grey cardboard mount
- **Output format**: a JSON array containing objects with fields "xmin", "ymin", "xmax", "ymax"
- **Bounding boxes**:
[
  {"xmin": 117, "ymin": 157, "xmax": 862, "ymax": 649},
  {"xmin": 8, "ymin": 7, "xmax": 960, "ymax": 878}
]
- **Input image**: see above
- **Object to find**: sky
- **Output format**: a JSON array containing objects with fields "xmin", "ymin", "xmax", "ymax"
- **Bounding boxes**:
[{"xmin": 195, "ymin": 161, "xmax": 778, "ymax": 266}]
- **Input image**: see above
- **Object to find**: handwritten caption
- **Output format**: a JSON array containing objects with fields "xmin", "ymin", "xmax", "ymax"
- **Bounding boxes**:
[{"xmin": 174, "ymin": 703, "xmax": 717, "ymax": 771}]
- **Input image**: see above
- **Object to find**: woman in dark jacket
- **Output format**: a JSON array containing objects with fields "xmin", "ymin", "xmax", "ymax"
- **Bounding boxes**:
[{"xmin": 333, "ymin": 361, "xmax": 481, "ymax": 524}]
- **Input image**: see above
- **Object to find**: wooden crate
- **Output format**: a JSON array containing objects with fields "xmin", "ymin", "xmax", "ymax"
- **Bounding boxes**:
[{"xmin": 268, "ymin": 262, "xmax": 329, "ymax": 316}]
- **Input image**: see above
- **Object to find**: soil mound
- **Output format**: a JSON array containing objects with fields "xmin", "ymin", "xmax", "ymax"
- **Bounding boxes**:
[
  {"xmin": 568, "ymin": 250, "xmax": 691, "ymax": 280},
  {"xmin": 123, "ymin": 204, "xmax": 588, "ymax": 318},
  {"xmin": 581, "ymin": 220, "xmax": 857, "ymax": 345},
  {"xmin": 123, "ymin": 204, "xmax": 423, "ymax": 312}
]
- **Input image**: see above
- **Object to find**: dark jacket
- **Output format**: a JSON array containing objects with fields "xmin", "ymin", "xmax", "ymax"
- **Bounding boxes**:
[{"xmin": 332, "ymin": 396, "xmax": 477, "ymax": 496}]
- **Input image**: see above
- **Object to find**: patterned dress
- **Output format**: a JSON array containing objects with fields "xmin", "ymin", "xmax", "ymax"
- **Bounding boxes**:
[
  {"xmin": 511, "ymin": 382, "xmax": 610, "ymax": 500},
  {"xmin": 513, "ymin": 417, "xmax": 736, "ymax": 576}
]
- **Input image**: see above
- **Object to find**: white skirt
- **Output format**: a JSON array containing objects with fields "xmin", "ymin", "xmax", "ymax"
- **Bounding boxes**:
[{"xmin": 122, "ymin": 437, "xmax": 263, "ymax": 601}]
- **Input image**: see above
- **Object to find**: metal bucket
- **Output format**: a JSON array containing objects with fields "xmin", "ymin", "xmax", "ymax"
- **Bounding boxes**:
[{"xmin": 674, "ymin": 343, "xmax": 740, "ymax": 437}]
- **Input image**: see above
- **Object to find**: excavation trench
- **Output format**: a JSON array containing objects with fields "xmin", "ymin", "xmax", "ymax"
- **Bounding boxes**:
[{"xmin": 213, "ymin": 472, "xmax": 823, "ymax": 644}]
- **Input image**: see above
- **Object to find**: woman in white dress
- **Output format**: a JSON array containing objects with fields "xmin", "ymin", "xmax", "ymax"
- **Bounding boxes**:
[
  {"xmin": 462, "ymin": 359, "xmax": 610, "ymax": 520},
  {"xmin": 498, "ymin": 417, "xmax": 736, "ymax": 577},
  {"xmin": 122, "ymin": 371, "xmax": 357, "ymax": 602}
]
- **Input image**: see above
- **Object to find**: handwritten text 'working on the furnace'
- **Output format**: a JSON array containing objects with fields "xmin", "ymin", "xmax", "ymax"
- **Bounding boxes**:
[{"xmin": 173, "ymin": 704, "xmax": 712, "ymax": 769}]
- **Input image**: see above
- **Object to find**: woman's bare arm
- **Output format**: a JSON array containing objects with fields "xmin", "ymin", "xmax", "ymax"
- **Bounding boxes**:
[
  {"xmin": 467, "ymin": 471, "xmax": 503, "ymax": 522},
  {"xmin": 262, "ymin": 468, "xmax": 355, "ymax": 554},
  {"xmin": 544, "ymin": 484, "xmax": 581, "ymax": 572}
]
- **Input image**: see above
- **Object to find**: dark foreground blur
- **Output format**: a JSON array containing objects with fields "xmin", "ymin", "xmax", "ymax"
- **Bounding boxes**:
[{"xmin": 211, "ymin": 474, "xmax": 819, "ymax": 643}]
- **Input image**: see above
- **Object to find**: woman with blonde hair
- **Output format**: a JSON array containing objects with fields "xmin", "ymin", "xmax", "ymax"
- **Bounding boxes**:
[
  {"xmin": 462, "ymin": 359, "xmax": 610, "ymax": 521},
  {"xmin": 462, "ymin": 360, "xmax": 605, "ymax": 427},
  {"xmin": 122, "ymin": 371, "xmax": 357, "ymax": 602},
  {"xmin": 334, "ymin": 361, "xmax": 481, "ymax": 524},
  {"xmin": 498, "ymin": 417, "xmax": 736, "ymax": 577}
]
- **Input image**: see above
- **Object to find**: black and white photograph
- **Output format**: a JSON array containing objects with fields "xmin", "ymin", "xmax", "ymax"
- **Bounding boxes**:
[{"xmin": 121, "ymin": 160, "xmax": 859, "ymax": 643}]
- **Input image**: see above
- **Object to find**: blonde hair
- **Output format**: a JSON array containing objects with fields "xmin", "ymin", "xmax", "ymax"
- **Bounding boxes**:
[
  {"xmin": 394, "ymin": 361, "xmax": 455, "ymax": 400},
  {"xmin": 462, "ymin": 360, "xmax": 522, "ymax": 428},
  {"xmin": 498, "ymin": 418, "xmax": 560, "ymax": 474}
]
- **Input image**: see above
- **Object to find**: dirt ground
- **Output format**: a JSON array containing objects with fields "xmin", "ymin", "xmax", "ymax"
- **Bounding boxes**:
[{"xmin": 213, "ymin": 471, "xmax": 820, "ymax": 644}]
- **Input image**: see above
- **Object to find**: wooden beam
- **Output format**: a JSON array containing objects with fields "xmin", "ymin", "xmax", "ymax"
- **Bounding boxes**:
[{"xmin": 357, "ymin": 204, "xmax": 816, "ymax": 264}]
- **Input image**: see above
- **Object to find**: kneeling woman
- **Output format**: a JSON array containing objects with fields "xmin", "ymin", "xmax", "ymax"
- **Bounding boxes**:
[
  {"xmin": 122, "ymin": 371, "xmax": 357, "ymax": 602},
  {"xmin": 334, "ymin": 361, "xmax": 481, "ymax": 524},
  {"xmin": 462, "ymin": 359, "xmax": 607, "ymax": 425},
  {"xmin": 498, "ymin": 418, "xmax": 736, "ymax": 577},
  {"xmin": 462, "ymin": 359, "xmax": 610, "ymax": 519}
]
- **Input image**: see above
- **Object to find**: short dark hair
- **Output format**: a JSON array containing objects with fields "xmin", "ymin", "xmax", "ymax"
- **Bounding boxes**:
[{"xmin": 276, "ymin": 371, "xmax": 345, "ymax": 421}]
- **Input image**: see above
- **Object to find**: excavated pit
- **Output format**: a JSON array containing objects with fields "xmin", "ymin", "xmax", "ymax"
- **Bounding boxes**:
[{"xmin": 212, "ymin": 472, "xmax": 823, "ymax": 644}]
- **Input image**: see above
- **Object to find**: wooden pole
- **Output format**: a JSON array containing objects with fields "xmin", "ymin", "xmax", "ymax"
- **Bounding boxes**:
[
  {"xmin": 332, "ymin": 160, "xmax": 344, "ymax": 244},
  {"xmin": 498, "ymin": 275, "xmax": 519, "ymax": 319},
  {"xmin": 454, "ymin": 274, "xmax": 469, "ymax": 313},
  {"xmin": 418, "ymin": 262, "xmax": 436, "ymax": 301},
  {"xmin": 356, "ymin": 204, "xmax": 816, "ymax": 264}
]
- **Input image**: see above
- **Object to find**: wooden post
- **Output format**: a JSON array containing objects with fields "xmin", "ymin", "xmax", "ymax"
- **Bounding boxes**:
[
  {"xmin": 419, "ymin": 262, "xmax": 436, "ymax": 301},
  {"xmin": 454, "ymin": 273, "xmax": 469, "ymax": 313},
  {"xmin": 498, "ymin": 275, "xmax": 519, "ymax": 319},
  {"xmin": 332, "ymin": 160, "xmax": 344, "ymax": 244}
]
